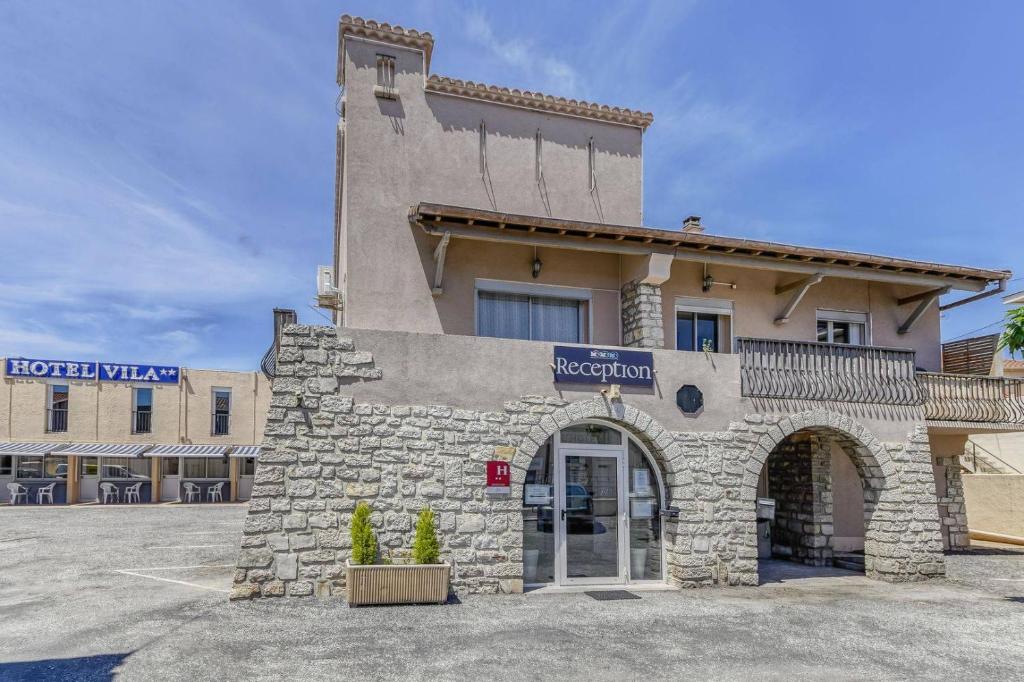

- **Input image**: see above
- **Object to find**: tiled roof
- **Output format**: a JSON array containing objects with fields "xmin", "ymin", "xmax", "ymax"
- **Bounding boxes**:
[
  {"xmin": 412, "ymin": 203, "xmax": 1010, "ymax": 288},
  {"xmin": 338, "ymin": 15, "xmax": 435, "ymax": 84},
  {"xmin": 425, "ymin": 75, "xmax": 654, "ymax": 130}
]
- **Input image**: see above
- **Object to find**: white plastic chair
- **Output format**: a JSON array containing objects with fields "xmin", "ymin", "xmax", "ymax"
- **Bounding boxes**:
[
  {"xmin": 207, "ymin": 481, "xmax": 224, "ymax": 503},
  {"xmin": 100, "ymin": 482, "xmax": 119, "ymax": 504},
  {"xmin": 124, "ymin": 482, "xmax": 142, "ymax": 504},
  {"xmin": 183, "ymin": 482, "xmax": 201, "ymax": 503},
  {"xmin": 36, "ymin": 482, "xmax": 56, "ymax": 505},
  {"xmin": 7, "ymin": 482, "xmax": 28, "ymax": 505}
]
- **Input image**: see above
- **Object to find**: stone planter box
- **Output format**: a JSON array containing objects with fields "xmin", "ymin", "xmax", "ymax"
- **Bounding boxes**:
[{"xmin": 346, "ymin": 561, "xmax": 450, "ymax": 606}]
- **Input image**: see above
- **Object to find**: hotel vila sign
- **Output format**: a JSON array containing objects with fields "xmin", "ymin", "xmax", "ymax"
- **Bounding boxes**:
[
  {"xmin": 552, "ymin": 346, "xmax": 654, "ymax": 387},
  {"xmin": 5, "ymin": 358, "xmax": 181, "ymax": 384}
]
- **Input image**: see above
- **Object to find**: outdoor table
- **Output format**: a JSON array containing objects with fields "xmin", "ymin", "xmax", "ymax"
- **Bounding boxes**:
[
  {"xmin": 98, "ymin": 480, "xmax": 152, "ymax": 504},
  {"xmin": 179, "ymin": 479, "xmax": 231, "ymax": 503},
  {"xmin": 12, "ymin": 480, "xmax": 67, "ymax": 505}
]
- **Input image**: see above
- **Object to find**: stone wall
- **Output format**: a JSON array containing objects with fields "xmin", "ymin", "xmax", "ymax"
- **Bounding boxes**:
[
  {"xmin": 934, "ymin": 455, "xmax": 970, "ymax": 550},
  {"xmin": 766, "ymin": 433, "xmax": 833, "ymax": 566},
  {"xmin": 230, "ymin": 324, "xmax": 946, "ymax": 600},
  {"xmin": 620, "ymin": 279, "xmax": 664, "ymax": 349}
]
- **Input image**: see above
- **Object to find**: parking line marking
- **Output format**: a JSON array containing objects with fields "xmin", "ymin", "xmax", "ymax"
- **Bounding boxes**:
[
  {"xmin": 117, "ymin": 564, "xmax": 236, "ymax": 572},
  {"xmin": 115, "ymin": 570, "xmax": 231, "ymax": 593},
  {"xmin": 148, "ymin": 544, "xmax": 234, "ymax": 550}
]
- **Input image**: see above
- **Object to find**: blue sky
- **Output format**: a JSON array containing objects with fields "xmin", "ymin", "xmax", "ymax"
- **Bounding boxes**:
[{"xmin": 1, "ymin": 1, "xmax": 1020, "ymax": 369}]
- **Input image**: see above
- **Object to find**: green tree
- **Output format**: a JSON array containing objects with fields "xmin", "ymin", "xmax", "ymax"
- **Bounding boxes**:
[
  {"xmin": 411, "ymin": 508, "xmax": 440, "ymax": 565},
  {"xmin": 999, "ymin": 307, "xmax": 1024, "ymax": 359},
  {"xmin": 350, "ymin": 501, "xmax": 377, "ymax": 565}
]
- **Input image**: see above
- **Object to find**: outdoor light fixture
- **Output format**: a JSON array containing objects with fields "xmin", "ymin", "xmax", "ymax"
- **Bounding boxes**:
[{"xmin": 532, "ymin": 248, "xmax": 543, "ymax": 278}]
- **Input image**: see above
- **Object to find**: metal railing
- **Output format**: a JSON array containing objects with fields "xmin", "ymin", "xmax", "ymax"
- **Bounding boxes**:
[
  {"xmin": 736, "ymin": 337, "xmax": 922, "ymax": 406},
  {"xmin": 919, "ymin": 372, "xmax": 1024, "ymax": 424},
  {"xmin": 47, "ymin": 408, "xmax": 69, "ymax": 433},
  {"xmin": 132, "ymin": 410, "xmax": 152, "ymax": 434},
  {"xmin": 260, "ymin": 343, "xmax": 276, "ymax": 379},
  {"xmin": 963, "ymin": 440, "xmax": 1022, "ymax": 474},
  {"xmin": 213, "ymin": 413, "xmax": 230, "ymax": 436}
]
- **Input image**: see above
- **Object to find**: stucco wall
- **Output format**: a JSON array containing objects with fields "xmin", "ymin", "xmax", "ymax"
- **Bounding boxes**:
[
  {"xmin": 962, "ymin": 474, "xmax": 1024, "ymax": 537},
  {"xmin": 342, "ymin": 327, "xmax": 926, "ymax": 443},
  {"xmin": 0, "ymin": 363, "xmax": 269, "ymax": 445},
  {"xmin": 338, "ymin": 36, "xmax": 644, "ymax": 335}
]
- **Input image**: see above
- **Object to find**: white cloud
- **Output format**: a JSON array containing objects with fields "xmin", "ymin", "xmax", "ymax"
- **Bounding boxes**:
[{"xmin": 462, "ymin": 9, "xmax": 581, "ymax": 95}]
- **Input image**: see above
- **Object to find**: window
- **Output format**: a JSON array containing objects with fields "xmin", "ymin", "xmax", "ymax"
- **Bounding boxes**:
[
  {"xmin": 477, "ymin": 287, "xmax": 589, "ymax": 344},
  {"xmin": 45, "ymin": 455, "xmax": 68, "ymax": 479},
  {"xmin": 100, "ymin": 457, "xmax": 150, "ymax": 480},
  {"xmin": 242, "ymin": 457, "xmax": 256, "ymax": 476},
  {"xmin": 17, "ymin": 456, "xmax": 43, "ymax": 479},
  {"xmin": 80, "ymin": 457, "xmax": 98, "ymax": 477},
  {"xmin": 375, "ymin": 54, "xmax": 396, "ymax": 98},
  {"xmin": 47, "ymin": 384, "xmax": 69, "ymax": 433},
  {"xmin": 817, "ymin": 310, "xmax": 869, "ymax": 345},
  {"xmin": 162, "ymin": 457, "xmax": 179, "ymax": 477},
  {"xmin": 133, "ymin": 387, "xmax": 153, "ymax": 434},
  {"xmin": 675, "ymin": 297, "xmax": 733, "ymax": 353},
  {"xmin": 183, "ymin": 457, "xmax": 229, "ymax": 479},
  {"xmin": 212, "ymin": 389, "xmax": 231, "ymax": 435},
  {"xmin": 0, "ymin": 455, "xmax": 11, "ymax": 476}
]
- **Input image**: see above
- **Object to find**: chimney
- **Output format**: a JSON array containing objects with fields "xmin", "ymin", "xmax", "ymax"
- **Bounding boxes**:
[{"xmin": 682, "ymin": 216, "xmax": 703, "ymax": 234}]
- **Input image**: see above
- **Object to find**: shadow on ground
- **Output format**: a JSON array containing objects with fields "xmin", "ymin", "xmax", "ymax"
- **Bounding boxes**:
[{"xmin": 0, "ymin": 653, "xmax": 130, "ymax": 681}]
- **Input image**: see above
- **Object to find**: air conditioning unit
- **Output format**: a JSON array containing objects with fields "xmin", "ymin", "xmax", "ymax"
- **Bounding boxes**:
[{"xmin": 317, "ymin": 265, "xmax": 341, "ymax": 309}]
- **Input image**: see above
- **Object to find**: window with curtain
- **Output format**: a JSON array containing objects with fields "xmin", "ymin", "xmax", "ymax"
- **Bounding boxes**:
[{"xmin": 477, "ymin": 290, "xmax": 585, "ymax": 343}]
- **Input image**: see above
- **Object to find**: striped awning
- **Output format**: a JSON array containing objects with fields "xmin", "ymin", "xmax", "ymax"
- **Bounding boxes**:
[
  {"xmin": 58, "ymin": 443, "xmax": 153, "ymax": 457},
  {"xmin": 145, "ymin": 444, "xmax": 229, "ymax": 458},
  {"xmin": 0, "ymin": 442, "xmax": 67, "ymax": 456},
  {"xmin": 229, "ymin": 445, "xmax": 261, "ymax": 458}
]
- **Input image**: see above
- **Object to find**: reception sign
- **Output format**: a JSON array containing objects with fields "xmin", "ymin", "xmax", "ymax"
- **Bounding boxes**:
[
  {"xmin": 552, "ymin": 346, "xmax": 654, "ymax": 387},
  {"xmin": 5, "ymin": 358, "xmax": 180, "ymax": 384}
]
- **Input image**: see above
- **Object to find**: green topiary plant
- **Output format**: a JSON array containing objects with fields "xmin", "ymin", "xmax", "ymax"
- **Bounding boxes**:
[
  {"xmin": 411, "ymin": 508, "xmax": 441, "ymax": 565},
  {"xmin": 350, "ymin": 501, "xmax": 378, "ymax": 565}
]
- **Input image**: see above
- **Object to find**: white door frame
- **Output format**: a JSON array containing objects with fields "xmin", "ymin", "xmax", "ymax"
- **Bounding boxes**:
[
  {"xmin": 554, "ymin": 424, "xmax": 628, "ymax": 586},
  {"xmin": 542, "ymin": 421, "xmax": 668, "ymax": 588}
]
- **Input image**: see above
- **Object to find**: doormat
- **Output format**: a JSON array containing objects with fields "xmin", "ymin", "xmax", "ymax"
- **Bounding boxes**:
[{"xmin": 584, "ymin": 590, "xmax": 640, "ymax": 601}]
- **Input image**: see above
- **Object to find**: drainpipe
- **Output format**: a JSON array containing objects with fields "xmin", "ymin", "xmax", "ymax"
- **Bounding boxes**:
[{"xmin": 939, "ymin": 278, "xmax": 1008, "ymax": 312}]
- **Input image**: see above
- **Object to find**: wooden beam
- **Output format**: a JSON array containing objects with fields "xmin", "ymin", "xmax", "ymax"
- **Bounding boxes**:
[
  {"xmin": 775, "ymin": 273, "xmax": 825, "ymax": 296},
  {"xmin": 431, "ymin": 231, "xmax": 451, "ymax": 296},
  {"xmin": 897, "ymin": 285, "xmax": 951, "ymax": 307},
  {"xmin": 775, "ymin": 273, "xmax": 824, "ymax": 324},
  {"xmin": 898, "ymin": 291, "xmax": 943, "ymax": 334}
]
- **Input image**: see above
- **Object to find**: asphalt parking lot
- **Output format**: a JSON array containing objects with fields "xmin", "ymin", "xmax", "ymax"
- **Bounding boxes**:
[{"xmin": 2, "ymin": 505, "xmax": 1023, "ymax": 681}]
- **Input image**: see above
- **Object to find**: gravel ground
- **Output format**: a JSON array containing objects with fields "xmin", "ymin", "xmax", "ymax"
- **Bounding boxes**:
[{"xmin": 1, "ymin": 504, "xmax": 1023, "ymax": 681}]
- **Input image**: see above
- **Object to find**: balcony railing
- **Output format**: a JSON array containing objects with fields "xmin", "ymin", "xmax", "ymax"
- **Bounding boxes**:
[
  {"xmin": 133, "ymin": 410, "xmax": 152, "ymax": 434},
  {"xmin": 919, "ymin": 372, "xmax": 1024, "ymax": 424},
  {"xmin": 213, "ymin": 413, "xmax": 230, "ymax": 436},
  {"xmin": 47, "ymin": 408, "xmax": 69, "ymax": 433},
  {"xmin": 736, "ymin": 337, "xmax": 923, "ymax": 406}
]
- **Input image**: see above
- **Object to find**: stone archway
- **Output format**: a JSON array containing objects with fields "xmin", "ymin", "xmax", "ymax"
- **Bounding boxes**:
[
  {"xmin": 508, "ymin": 397, "xmax": 685, "ymax": 586},
  {"xmin": 738, "ymin": 410, "xmax": 944, "ymax": 583}
]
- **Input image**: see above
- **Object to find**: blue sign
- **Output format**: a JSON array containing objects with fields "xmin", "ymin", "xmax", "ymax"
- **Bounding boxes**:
[
  {"xmin": 552, "ymin": 346, "xmax": 654, "ymax": 386},
  {"xmin": 5, "ymin": 358, "xmax": 180, "ymax": 384}
]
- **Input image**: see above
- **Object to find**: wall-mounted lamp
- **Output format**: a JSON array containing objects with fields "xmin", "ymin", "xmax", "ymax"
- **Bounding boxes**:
[
  {"xmin": 532, "ymin": 249, "xmax": 543, "ymax": 279},
  {"xmin": 702, "ymin": 263, "xmax": 736, "ymax": 292}
]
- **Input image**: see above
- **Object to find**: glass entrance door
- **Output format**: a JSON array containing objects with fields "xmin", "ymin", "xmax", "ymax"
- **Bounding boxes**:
[{"xmin": 558, "ymin": 450, "xmax": 624, "ymax": 584}]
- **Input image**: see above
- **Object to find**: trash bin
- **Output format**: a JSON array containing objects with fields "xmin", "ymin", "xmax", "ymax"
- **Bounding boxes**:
[{"xmin": 757, "ymin": 520, "xmax": 772, "ymax": 559}]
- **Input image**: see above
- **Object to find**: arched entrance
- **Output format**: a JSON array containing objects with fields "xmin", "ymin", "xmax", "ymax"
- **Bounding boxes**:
[
  {"xmin": 520, "ymin": 421, "xmax": 668, "ymax": 588},
  {"xmin": 739, "ymin": 410, "xmax": 945, "ymax": 583},
  {"xmin": 755, "ymin": 428, "xmax": 870, "ymax": 572}
]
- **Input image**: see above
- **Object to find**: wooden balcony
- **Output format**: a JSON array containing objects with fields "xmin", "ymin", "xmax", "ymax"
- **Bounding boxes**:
[
  {"xmin": 918, "ymin": 372, "xmax": 1024, "ymax": 424},
  {"xmin": 736, "ymin": 337, "xmax": 922, "ymax": 406}
]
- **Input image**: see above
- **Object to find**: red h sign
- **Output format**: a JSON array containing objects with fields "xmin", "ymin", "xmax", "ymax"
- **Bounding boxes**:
[{"xmin": 487, "ymin": 461, "xmax": 511, "ymax": 491}]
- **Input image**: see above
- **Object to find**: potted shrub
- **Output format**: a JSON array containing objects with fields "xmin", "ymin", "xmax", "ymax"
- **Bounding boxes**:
[{"xmin": 346, "ymin": 504, "xmax": 451, "ymax": 606}]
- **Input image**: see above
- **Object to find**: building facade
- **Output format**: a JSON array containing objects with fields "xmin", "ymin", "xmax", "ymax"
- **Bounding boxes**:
[
  {"xmin": 1, "ymin": 358, "xmax": 270, "ymax": 504},
  {"xmin": 230, "ymin": 15, "xmax": 1021, "ymax": 599}
]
